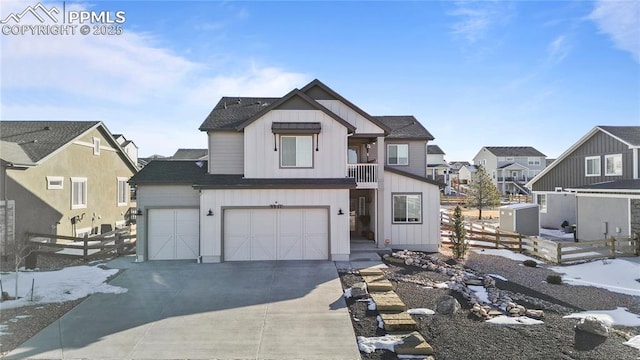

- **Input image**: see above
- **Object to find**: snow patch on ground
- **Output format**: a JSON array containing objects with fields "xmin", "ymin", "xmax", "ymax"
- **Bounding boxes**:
[
  {"xmin": 472, "ymin": 249, "xmax": 543, "ymax": 263},
  {"xmin": 357, "ymin": 335, "xmax": 403, "ymax": 353},
  {"xmin": 407, "ymin": 308, "xmax": 435, "ymax": 315},
  {"xmin": 549, "ymin": 259, "xmax": 640, "ymax": 297},
  {"xmin": 623, "ymin": 335, "xmax": 640, "ymax": 350},
  {"xmin": 0, "ymin": 265, "xmax": 127, "ymax": 310},
  {"xmin": 468, "ymin": 285, "xmax": 490, "ymax": 304},
  {"xmin": 486, "ymin": 315, "xmax": 544, "ymax": 325},
  {"xmin": 563, "ymin": 308, "xmax": 640, "ymax": 327},
  {"xmin": 489, "ymin": 273, "xmax": 508, "ymax": 281}
]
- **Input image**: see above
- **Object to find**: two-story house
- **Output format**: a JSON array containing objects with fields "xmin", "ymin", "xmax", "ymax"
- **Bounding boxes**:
[
  {"xmin": 129, "ymin": 79, "xmax": 443, "ymax": 262},
  {"xmin": 0, "ymin": 121, "xmax": 138, "ymax": 258},
  {"xmin": 526, "ymin": 126, "xmax": 640, "ymax": 241},
  {"xmin": 426, "ymin": 145, "xmax": 451, "ymax": 194},
  {"xmin": 473, "ymin": 146, "xmax": 547, "ymax": 195}
]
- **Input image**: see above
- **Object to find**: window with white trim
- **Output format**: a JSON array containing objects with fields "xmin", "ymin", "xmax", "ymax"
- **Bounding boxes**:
[
  {"xmin": 71, "ymin": 177, "xmax": 87, "ymax": 209},
  {"xmin": 117, "ymin": 177, "xmax": 128, "ymax": 206},
  {"xmin": 528, "ymin": 157, "xmax": 541, "ymax": 165},
  {"xmin": 280, "ymin": 135, "xmax": 312, "ymax": 168},
  {"xmin": 392, "ymin": 194, "xmax": 422, "ymax": 223},
  {"xmin": 46, "ymin": 176, "xmax": 64, "ymax": 190},
  {"xmin": 585, "ymin": 156, "xmax": 601, "ymax": 176},
  {"xmin": 604, "ymin": 154, "xmax": 622, "ymax": 176},
  {"xmin": 387, "ymin": 144, "xmax": 409, "ymax": 165},
  {"xmin": 93, "ymin": 137, "xmax": 100, "ymax": 155},
  {"xmin": 536, "ymin": 193, "xmax": 547, "ymax": 213}
]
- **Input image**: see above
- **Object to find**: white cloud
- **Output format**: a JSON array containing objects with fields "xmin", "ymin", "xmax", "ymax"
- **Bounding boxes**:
[
  {"xmin": 589, "ymin": 0, "xmax": 640, "ymax": 62},
  {"xmin": 448, "ymin": 1, "xmax": 514, "ymax": 43},
  {"xmin": 547, "ymin": 35, "xmax": 570, "ymax": 64},
  {"xmin": 0, "ymin": 0, "xmax": 308, "ymax": 157}
]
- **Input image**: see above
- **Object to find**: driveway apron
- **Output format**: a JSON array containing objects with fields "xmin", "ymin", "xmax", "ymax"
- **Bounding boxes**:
[{"xmin": 5, "ymin": 257, "xmax": 361, "ymax": 360}]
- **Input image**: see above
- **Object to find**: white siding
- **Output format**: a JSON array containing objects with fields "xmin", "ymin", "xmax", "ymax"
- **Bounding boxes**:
[
  {"xmin": 135, "ymin": 185, "xmax": 200, "ymax": 260},
  {"xmin": 208, "ymin": 131, "xmax": 243, "ymax": 174},
  {"xmin": 316, "ymin": 100, "xmax": 385, "ymax": 135},
  {"xmin": 200, "ymin": 188, "xmax": 350, "ymax": 262},
  {"xmin": 243, "ymin": 110, "xmax": 348, "ymax": 178},
  {"xmin": 382, "ymin": 172, "xmax": 440, "ymax": 251}
]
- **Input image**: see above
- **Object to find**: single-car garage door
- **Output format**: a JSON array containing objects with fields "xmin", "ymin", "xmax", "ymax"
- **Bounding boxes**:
[
  {"xmin": 224, "ymin": 208, "xmax": 328, "ymax": 261},
  {"xmin": 148, "ymin": 208, "xmax": 199, "ymax": 260}
]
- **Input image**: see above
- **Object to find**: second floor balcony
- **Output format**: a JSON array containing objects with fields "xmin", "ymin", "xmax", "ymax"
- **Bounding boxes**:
[{"xmin": 347, "ymin": 163, "xmax": 378, "ymax": 188}]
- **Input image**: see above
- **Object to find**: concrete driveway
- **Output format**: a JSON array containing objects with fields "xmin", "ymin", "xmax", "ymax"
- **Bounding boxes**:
[{"xmin": 5, "ymin": 257, "xmax": 361, "ymax": 360}]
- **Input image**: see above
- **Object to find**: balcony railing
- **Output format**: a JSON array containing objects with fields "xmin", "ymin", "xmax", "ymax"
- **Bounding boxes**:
[
  {"xmin": 497, "ymin": 176, "xmax": 529, "ymax": 183},
  {"xmin": 347, "ymin": 163, "xmax": 379, "ymax": 187}
]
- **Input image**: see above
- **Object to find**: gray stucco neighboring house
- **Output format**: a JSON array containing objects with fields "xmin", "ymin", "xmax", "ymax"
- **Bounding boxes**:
[{"xmin": 526, "ymin": 125, "xmax": 640, "ymax": 240}]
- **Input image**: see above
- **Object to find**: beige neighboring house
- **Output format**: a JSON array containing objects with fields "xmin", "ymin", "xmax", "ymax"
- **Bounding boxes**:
[{"xmin": 0, "ymin": 121, "xmax": 138, "ymax": 257}]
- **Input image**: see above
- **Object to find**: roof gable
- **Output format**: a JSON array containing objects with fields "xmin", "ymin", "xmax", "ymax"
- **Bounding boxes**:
[
  {"xmin": 301, "ymin": 79, "xmax": 391, "ymax": 134},
  {"xmin": 0, "ymin": 121, "xmax": 99, "ymax": 163},
  {"xmin": 236, "ymin": 89, "xmax": 356, "ymax": 132},
  {"xmin": 427, "ymin": 144, "xmax": 445, "ymax": 154},
  {"xmin": 526, "ymin": 125, "xmax": 639, "ymax": 189},
  {"xmin": 199, "ymin": 97, "xmax": 279, "ymax": 131}
]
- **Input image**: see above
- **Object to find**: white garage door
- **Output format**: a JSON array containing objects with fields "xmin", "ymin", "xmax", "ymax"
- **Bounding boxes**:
[
  {"xmin": 148, "ymin": 208, "xmax": 199, "ymax": 260},
  {"xmin": 224, "ymin": 208, "xmax": 328, "ymax": 261}
]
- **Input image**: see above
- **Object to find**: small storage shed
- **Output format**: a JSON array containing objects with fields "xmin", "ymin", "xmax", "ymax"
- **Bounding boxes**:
[{"xmin": 499, "ymin": 203, "xmax": 539, "ymax": 236}]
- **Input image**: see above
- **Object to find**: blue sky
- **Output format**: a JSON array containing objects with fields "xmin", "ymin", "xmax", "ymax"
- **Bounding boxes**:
[{"xmin": 1, "ymin": 0, "xmax": 638, "ymax": 162}]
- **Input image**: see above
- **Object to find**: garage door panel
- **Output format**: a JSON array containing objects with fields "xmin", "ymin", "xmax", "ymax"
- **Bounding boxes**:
[
  {"xmin": 148, "ymin": 209, "xmax": 199, "ymax": 260},
  {"xmin": 224, "ymin": 208, "xmax": 328, "ymax": 261},
  {"xmin": 278, "ymin": 210, "xmax": 303, "ymax": 260},
  {"xmin": 303, "ymin": 209, "xmax": 329, "ymax": 260},
  {"xmin": 224, "ymin": 210, "xmax": 252, "ymax": 261},
  {"xmin": 250, "ymin": 210, "xmax": 277, "ymax": 260}
]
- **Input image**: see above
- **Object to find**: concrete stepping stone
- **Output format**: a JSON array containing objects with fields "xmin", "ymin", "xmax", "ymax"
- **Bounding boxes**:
[
  {"xmin": 394, "ymin": 331, "xmax": 434, "ymax": 356},
  {"xmin": 361, "ymin": 274, "xmax": 394, "ymax": 292},
  {"xmin": 379, "ymin": 312, "xmax": 417, "ymax": 331},
  {"xmin": 359, "ymin": 267, "xmax": 385, "ymax": 276},
  {"xmin": 370, "ymin": 291, "xmax": 406, "ymax": 312}
]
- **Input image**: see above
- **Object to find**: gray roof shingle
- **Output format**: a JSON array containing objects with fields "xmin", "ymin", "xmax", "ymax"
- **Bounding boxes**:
[
  {"xmin": 129, "ymin": 160, "xmax": 208, "ymax": 185},
  {"xmin": 199, "ymin": 97, "xmax": 279, "ymax": 131},
  {"xmin": 374, "ymin": 116, "xmax": 434, "ymax": 140},
  {"xmin": 484, "ymin": 146, "xmax": 546, "ymax": 157},
  {"xmin": 598, "ymin": 126, "xmax": 640, "ymax": 146},
  {"xmin": 0, "ymin": 121, "xmax": 99, "ymax": 162},
  {"xmin": 427, "ymin": 145, "xmax": 445, "ymax": 154}
]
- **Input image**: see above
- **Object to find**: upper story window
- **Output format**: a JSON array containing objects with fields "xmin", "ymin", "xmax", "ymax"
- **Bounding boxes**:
[
  {"xmin": 281, "ymin": 135, "xmax": 313, "ymax": 168},
  {"xmin": 46, "ymin": 176, "xmax": 64, "ymax": 190},
  {"xmin": 387, "ymin": 144, "xmax": 408, "ymax": 165},
  {"xmin": 585, "ymin": 156, "xmax": 601, "ymax": 177},
  {"xmin": 528, "ymin": 157, "xmax": 541, "ymax": 165},
  {"xmin": 604, "ymin": 154, "xmax": 622, "ymax": 176},
  {"xmin": 71, "ymin": 177, "xmax": 87, "ymax": 209},
  {"xmin": 92, "ymin": 137, "xmax": 100, "ymax": 155},
  {"xmin": 392, "ymin": 193, "xmax": 422, "ymax": 223},
  {"xmin": 505, "ymin": 157, "xmax": 514, "ymax": 162},
  {"xmin": 117, "ymin": 177, "xmax": 128, "ymax": 206}
]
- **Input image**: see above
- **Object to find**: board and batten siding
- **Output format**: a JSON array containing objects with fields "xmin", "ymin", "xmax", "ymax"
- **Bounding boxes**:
[
  {"xmin": 382, "ymin": 171, "xmax": 440, "ymax": 252},
  {"xmin": 316, "ymin": 100, "xmax": 385, "ymax": 135},
  {"xmin": 385, "ymin": 140, "xmax": 427, "ymax": 178},
  {"xmin": 200, "ymin": 188, "xmax": 350, "ymax": 262},
  {"xmin": 243, "ymin": 110, "xmax": 348, "ymax": 178},
  {"xmin": 533, "ymin": 131, "xmax": 636, "ymax": 191},
  {"xmin": 136, "ymin": 185, "xmax": 200, "ymax": 260},
  {"xmin": 208, "ymin": 131, "xmax": 243, "ymax": 174}
]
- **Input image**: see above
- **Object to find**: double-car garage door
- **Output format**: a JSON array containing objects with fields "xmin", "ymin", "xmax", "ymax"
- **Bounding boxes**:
[
  {"xmin": 224, "ymin": 208, "xmax": 329, "ymax": 261},
  {"xmin": 147, "ymin": 207, "xmax": 329, "ymax": 261}
]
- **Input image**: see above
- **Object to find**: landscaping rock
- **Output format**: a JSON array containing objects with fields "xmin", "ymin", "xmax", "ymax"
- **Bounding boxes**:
[
  {"xmin": 435, "ymin": 295, "xmax": 461, "ymax": 315},
  {"xmin": 350, "ymin": 282, "xmax": 368, "ymax": 299},
  {"xmin": 576, "ymin": 316, "xmax": 609, "ymax": 338}
]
